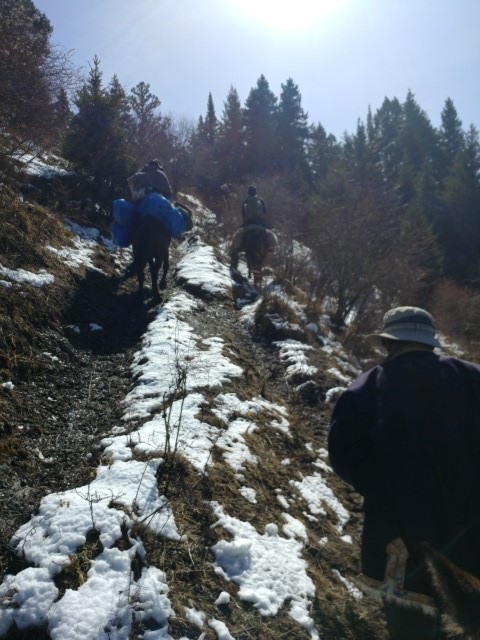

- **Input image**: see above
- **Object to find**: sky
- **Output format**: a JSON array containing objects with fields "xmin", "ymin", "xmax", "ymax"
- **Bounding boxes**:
[
  {"xmin": 33, "ymin": 0, "xmax": 480, "ymax": 140},
  {"xmin": 0, "ymin": 154, "xmax": 363, "ymax": 639}
]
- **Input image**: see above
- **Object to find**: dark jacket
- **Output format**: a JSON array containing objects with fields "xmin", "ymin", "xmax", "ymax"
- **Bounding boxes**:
[
  {"xmin": 328, "ymin": 350, "xmax": 480, "ymax": 587},
  {"xmin": 241, "ymin": 195, "xmax": 268, "ymax": 228},
  {"xmin": 128, "ymin": 162, "xmax": 173, "ymax": 200}
]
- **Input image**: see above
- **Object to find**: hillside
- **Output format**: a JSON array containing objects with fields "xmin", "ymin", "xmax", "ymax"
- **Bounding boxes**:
[{"xmin": 0, "ymin": 166, "xmax": 389, "ymax": 639}]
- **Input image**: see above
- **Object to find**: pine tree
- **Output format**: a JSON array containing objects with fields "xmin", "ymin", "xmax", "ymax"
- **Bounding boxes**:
[
  {"xmin": 366, "ymin": 106, "xmax": 375, "ymax": 144},
  {"xmin": 463, "ymin": 125, "xmax": 480, "ymax": 182},
  {"xmin": 217, "ymin": 86, "xmax": 245, "ymax": 181},
  {"xmin": 306, "ymin": 123, "xmax": 339, "ymax": 184},
  {"xmin": 128, "ymin": 81, "xmax": 162, "ymax": 164},
  {"xmin": 440, "ymin": 125, "xmax": 480, "ymax": 281},
  {"xmin": 343, "ymin": 119, "xmax": 378, "ymax": 182},
  {"xmin": 372, "ymin": 96, "xmax": 404, "ymax": 181},
  {"xmin": 110, "ymin": 75, "xmax": 133, "ymax": 139},
  {"xmin": 409, "ymin": 160, "xmax": 443, "ymax": 229},
  {"xmin": 243, "ymin": 75, "xmax": 278, "ymax": 174},
  {"xmin": 401, "ymin": 90, "xmax": 438, "ymax": 172},
  {"xmin": 63, "ymin": 56, "xmax": 130, "ymax": 207},
  {"xmin": 276, "ymin": 78, "xmax": 309, "ymax": 175},
  {"xmin": 191, "ymin": 94, "xmax": 220, "ymax": 192},
  {"xmin": 51, "ymin": 87, "xmax": 72, "ymax": 148},
  {"xmin": 204, "ymin": 93, "xmax": 218, "ymax": 145},
  {"xmin": 438, "ymin": 98, "xmax": 464, "ymax": 174}
]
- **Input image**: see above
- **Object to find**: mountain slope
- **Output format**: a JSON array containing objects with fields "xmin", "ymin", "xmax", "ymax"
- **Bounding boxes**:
[{"xmin": 0, "ymin": 184, "xmax": 388, "ymax": 639}]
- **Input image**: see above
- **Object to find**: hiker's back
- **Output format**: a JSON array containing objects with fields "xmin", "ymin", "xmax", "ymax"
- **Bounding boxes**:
[{"xmin": 242, "ymin": 195, "xmax": 267, "ymax": 227}]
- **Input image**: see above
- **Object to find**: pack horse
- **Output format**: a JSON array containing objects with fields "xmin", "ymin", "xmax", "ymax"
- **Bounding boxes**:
[
  {"xmin": 124, "ymin": 215, "xmax": 171, "ymax": 301},
  {"xmin": 112, "ymin": 195, "xmax": 194, "ymax": 301}
]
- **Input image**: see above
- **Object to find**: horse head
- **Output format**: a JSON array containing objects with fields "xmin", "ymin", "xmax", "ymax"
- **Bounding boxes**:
[{"xmin": 422, "ymin": 542, "xmax": 480, "ymax": 639}]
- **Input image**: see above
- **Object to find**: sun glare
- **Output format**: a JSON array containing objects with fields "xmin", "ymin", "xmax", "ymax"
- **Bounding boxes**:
[{"xmin": 231, "ymin": 0, "xmax": 345, "ymax": 31}]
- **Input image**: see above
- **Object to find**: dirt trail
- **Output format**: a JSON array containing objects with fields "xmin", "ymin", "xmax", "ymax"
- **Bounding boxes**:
[{"xmin": 0, "ymin": 241, "xmax": 332, "ymax": 559}]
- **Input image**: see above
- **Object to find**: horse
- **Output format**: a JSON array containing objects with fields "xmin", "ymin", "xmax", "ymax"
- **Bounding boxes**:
[
  {"xmin": 422, "ymin": 542, "xmax": 480, "ymax": 639},
  {"xmin": 241, "ymin": 227, "xmax": 271, "ymax": 289},
  {"xmin": 358, "ymin": 536, "xmax": 480, "ymax": 639},
  {"xmin": 120, "ymin": 215, "xmax": 171, "ymax": 301}
]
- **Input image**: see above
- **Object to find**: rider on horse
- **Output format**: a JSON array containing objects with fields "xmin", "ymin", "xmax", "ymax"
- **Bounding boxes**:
[
  {"xmin": 230, "ymin": 185, "xmax": 272, "ymax": 271},
  {"xmin": 127, "ymin": 159, "xmax": 173, "ymax": 203}
]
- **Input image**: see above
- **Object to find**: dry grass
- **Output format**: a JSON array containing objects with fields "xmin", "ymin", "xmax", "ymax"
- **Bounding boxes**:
[
  {"xmin": 0, "ymin": 180, "xmax": 391, "ymax": 639},
  {"xmin": 53, "ymin": 530, "xmax": 103, "ymax": 596},
  {"xmin": 0, "ymin": 189, "xmax": 75, "ymax": 381},
  {"xmin": 252, "ymin": 291, "xmax": 308, "ymax": 343}
]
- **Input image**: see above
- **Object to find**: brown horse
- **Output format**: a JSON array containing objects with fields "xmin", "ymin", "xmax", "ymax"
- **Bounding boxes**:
[
  {"xmin": 422, "ymin": 542, "xmax": 480, "ymax": 639},
  {"xmin": 121, "ymin": 215, "xmax": 171, "ymax": 301},
  {"xmin": 242, "ymin": 227, "xmax": 270, "ymax": 288}
]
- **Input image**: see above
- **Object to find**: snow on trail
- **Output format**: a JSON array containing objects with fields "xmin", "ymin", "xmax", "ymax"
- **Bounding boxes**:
[{"xmin": 0, "ymin": 205, "xmax": 352, "ymax": 639}]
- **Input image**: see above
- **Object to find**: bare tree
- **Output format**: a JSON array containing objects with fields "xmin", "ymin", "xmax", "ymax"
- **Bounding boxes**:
[{"xmin": 308, "ymin": 172, "xmax": 438, "ymax": 325}]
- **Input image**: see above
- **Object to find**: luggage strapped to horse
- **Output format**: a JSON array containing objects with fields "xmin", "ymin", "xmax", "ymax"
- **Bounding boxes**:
[{"xmin": 111, "ymin": 197, "xmax": 195, "ymax": 247}]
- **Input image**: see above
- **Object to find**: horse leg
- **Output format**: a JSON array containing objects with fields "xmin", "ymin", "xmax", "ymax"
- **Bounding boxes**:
[
  {"xmin": 251, "ymin": 263, "xmax": 263, "ymax": 289},
  {"xmin": 149, "ymin": 257, "xmax": 161, "ymax": 301},
  {"xmin": 137, "ymin": 264, "xmax": 146, "ymax": 301},
  {"xmin": 246, "ymin": 256, "xmax": 252, "ymax": 280},
  {"xmin": 159, "ymin": 251, "xmax": 169, "ymax": 291}
]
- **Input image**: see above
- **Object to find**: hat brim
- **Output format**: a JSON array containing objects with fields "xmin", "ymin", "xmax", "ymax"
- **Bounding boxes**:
[{"xmin": 367, "ymin": 330, "xmax": 442, "ymax": 349}]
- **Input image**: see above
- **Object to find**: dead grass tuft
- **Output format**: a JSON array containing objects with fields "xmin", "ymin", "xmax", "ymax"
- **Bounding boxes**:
[
  {"xmin": 53, "ymin": 529, "xmax": 103, "ymax": 595},
  {"xmin": 0, "ymin": 433, "xmax": 22, "ymax": 464},
  {"xmin": 253, "ymin": 292, "xmax": 307, "ymax": 343}
]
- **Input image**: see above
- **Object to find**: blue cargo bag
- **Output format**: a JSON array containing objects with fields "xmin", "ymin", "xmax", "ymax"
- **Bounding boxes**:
[
  {"xmin": 112, "ymin": 199, "xmax": 137, "ymax": 247},
  {"xmin": 138, "ymin": 193, "xmax": 186, "ymax": 238},
  {"xmin": 174, "ymin": 201, "xmax": 195, "ymax": 231},
  {"xmin": 113, "ymin": 199, "xmax": 137, "ymax": 226},
  {"xmin": 111, "ymin": 220, "xmax": 132, "ymax": 247}
]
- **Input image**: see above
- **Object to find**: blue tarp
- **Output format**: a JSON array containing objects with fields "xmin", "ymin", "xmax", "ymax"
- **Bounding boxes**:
[
  {"xmin": 112, "ymin": 199, "xmax": 138, "ymax": 247},
  {"xmin": 138, "ymin": 193, "xmax": 186, "ymax": 238},
  {"xmin": 111, "ymin": 195, "xmax": 190, "ymax": 246},
  {"xmin": 111, "ymin": 220, "xmax": 132, "ymax": 247},
  {"xmin": 113, "ymin": 199, "xmax": 137, "ymax": 226}
]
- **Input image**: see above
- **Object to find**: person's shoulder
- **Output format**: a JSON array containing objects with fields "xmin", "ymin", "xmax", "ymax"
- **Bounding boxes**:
[
  {"xmin": 331, "ymin": 366, "xmax": 380, "ymax": 412},
  {"xmin": 440, "ymin": 353, "xmax": 480, "ymax": 375},
  {"xmin": 345, "ymin": 364, "xmax": 382, "ymax": 392}
]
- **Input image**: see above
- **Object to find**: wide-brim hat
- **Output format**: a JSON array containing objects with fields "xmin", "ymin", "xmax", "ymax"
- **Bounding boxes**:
[{"xmin": 367, "ymin": 306, "xmax": 442, "ymax": 349}]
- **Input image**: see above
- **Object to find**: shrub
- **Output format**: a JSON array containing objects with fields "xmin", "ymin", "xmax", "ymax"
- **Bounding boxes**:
[{"xmin": 432, "ymin": 280, "xmax": 480, "ymax": 356}]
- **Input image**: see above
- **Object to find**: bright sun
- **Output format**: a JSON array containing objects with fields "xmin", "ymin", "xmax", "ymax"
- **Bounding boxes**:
[{"xmin": 231, "ymin": 0, "xmax": 345, "ymax": 31}]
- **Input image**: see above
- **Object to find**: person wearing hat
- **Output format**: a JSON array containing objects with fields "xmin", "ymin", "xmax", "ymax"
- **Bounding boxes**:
[
  {"xmin": 127, "ymin": 159, "xmax": 173, "ymax": 203},
  {"xmin": 328, "ymin": 306, "xmax": 480, "ymax": 639}
]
